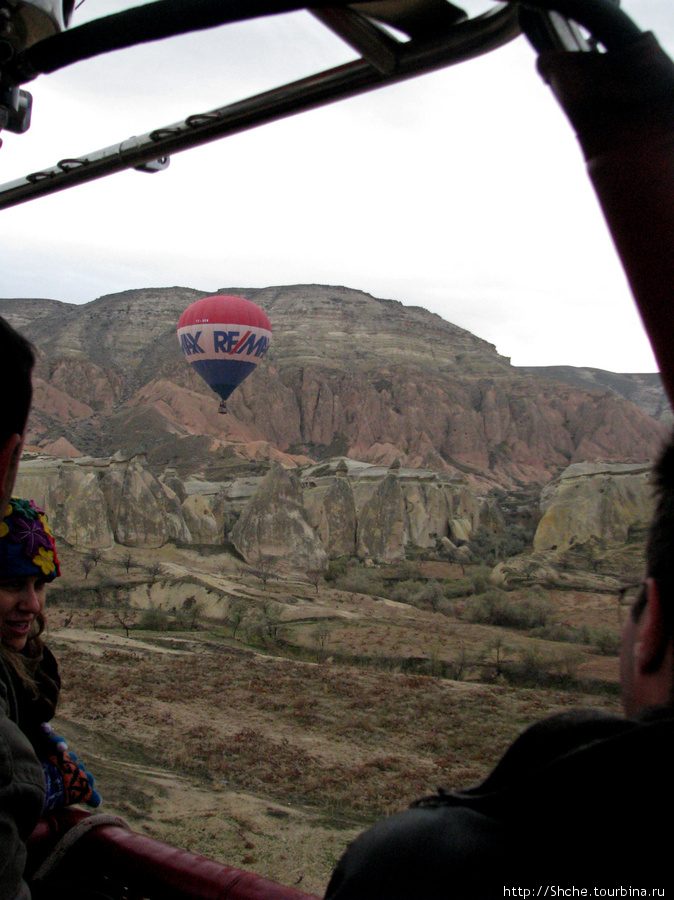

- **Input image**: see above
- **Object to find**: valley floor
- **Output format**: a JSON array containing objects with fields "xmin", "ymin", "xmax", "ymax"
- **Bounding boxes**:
[{"xmin": 49, "ymin": 575, "xmax": 622, "ymax": 896}]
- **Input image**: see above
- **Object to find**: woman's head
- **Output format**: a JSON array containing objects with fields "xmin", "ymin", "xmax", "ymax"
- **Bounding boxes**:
[{"xmin": 0, "ymin": 499, "xmax": 59, "ymax": 652}]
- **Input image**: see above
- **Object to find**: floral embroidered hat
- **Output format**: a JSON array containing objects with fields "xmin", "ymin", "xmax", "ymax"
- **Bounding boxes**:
[{"xmin": 0, "ymin": 498, "xmax": 61, "ymax": 581}]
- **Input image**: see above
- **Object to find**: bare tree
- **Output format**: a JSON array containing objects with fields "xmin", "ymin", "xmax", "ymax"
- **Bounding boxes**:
[
  {"xmin": 115, "ymin": 609, "xmax": 136, "ymax": 638},
  {"xmin": 312, "ymin": 621, "xmax": 331, "ymax": 652},
  {"xmin": 445, "ymin": 544, "xmax": 466, "ymax": 575},
  {"xmin": 88, "ymin": 548, "xmax": 102, "ymax": 568},
  {"xmin": 418, "ymin": 580, "xmax": 443, "ymax": 612},
  {"xmin": 558, "ymin": 648, "xmax": 584, "ymax": 681},
  {"xmin": 487, "ymin": 635, "xmax": 509, "ymax": 679},
  {"xmin": 228, "ymin": 599, "xmax": 246, "ymax": 639},
  {"xmin": 307, "ymin": 569, "xmax": 322, "ymax": 595},
  {"xmin": 261, "ymin": 600, "xmax": 281, "ymax": 641},
  {"xmin": 146, "ymin": 561, "xmax": 165, "ymax": 585},
  {"xmin": 120, "ymin": 550, "xmax": 134, "ymax": 574},
  {"xmin": 182, "ymin": 596, "xmax": 203, "ymax": 631},
  {"xmin": 449, "ymin": 644, "xmax": 469, "ymax": 681},
  {"xmin": 254, "ymin": 556, "xmax": 275, "ymax": 589}
]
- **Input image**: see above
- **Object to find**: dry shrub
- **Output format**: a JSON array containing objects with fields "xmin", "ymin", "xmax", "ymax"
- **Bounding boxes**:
[{"xmin": 464, "ymin": 589, "xmax": 552, "ymax": 631}]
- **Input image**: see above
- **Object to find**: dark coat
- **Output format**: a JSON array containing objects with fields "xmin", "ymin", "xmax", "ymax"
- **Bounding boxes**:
[
  {"xmin": 7, "ymin": 644, "xmax": 61, "ymax": 758},
  {"xmin": 0, "ymin": 652, "xmax": 49, "ymax": 900},
  {"xmin": 325, "ymin": 708, "xmax": 674, "ymax": 898}
]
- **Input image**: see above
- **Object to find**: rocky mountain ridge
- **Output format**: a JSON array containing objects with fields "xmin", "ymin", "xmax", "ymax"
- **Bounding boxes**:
[
  {"xmin": 521, "ymin": 366, "xmax": 672, "ymax": 426},
  {"xmin": 1, "ymin": 285, "xmax": 666, "ymax": 488}
]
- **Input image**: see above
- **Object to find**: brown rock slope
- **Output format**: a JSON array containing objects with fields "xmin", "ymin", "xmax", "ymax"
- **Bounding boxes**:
[{"xmin": 0, "ymin": 285, "xmax": 666, "ymax": 485}]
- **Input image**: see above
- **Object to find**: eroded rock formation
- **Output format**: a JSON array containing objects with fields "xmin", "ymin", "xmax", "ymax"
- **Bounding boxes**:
[
  {"xmin": 304, "ymin": 476, "xmax": 357, "ymax": 559},
  {"xmin": 230, "ymin": 463, "xmax": 329, "ymax": 576},
  {"xmin": 533, "ymin": 461, "xmax": 654, "ymax": 553},
  {"xmin": 14, "ymin": 452, "xmax": 510, "ymax": 571},
  {"xmin": 181, "ymin": 494, "xmax": 219, "ymax": 544},
  {"xmin": 491, "ymin": 461, "xmax": 655, "ymax": 591},
  {"xmin": 15, "ymin": 455, "xmax": 192, "ymax": 550},
  {"xmin": 356, "ymin": 474, "xmax": 406, "ymax": 564}
]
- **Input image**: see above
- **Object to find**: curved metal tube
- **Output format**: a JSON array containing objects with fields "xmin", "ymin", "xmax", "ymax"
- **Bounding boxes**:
[
  {"xmin": 11, "ymin": 0, "xmax": 641, "ymax": 85},
  {"xmin": 0, "ymin": 5, "xmax": 520, "ymax": 209}
]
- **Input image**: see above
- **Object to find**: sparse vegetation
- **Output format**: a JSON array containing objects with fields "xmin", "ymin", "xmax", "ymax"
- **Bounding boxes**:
[
  {"xmin": 330, "ymin": 564, "xmax": 386, "ymax": 597},
  {"xmin": 390, "ymin": 578, "xmax": 444, "ymax": 611},
  {"xmin": 443, "ymin": 574, "xmax": 481, "ymax": 599},
  {"xmin": 55, "ymin": 633, "xmax": 618, "ymax": 821},
  {"xmin": 139, "ymin": 606, "xmax": 170, "ymax": 631},
  {"xmin": 324, "ymin": 558, "xmax": 349, "ymax": 582},
  {"xmin": 462, "ymin": 588, "xmax": 553, "ymax": 631},
  {"xmin": 592, "ymin": 626, "xmax": 621, "ymax": 656},
  {"xmin": 468, "ymin": 524, "xmax": 534, "ymax": 566}
]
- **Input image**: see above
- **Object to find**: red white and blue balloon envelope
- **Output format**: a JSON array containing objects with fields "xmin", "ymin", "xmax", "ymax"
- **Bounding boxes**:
[{"xmin": 177, "ymin": 294, "xmax": 272, "ymax": 401}]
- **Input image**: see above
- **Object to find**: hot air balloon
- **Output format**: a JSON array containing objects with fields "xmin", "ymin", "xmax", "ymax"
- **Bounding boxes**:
[{"xmin": 177, "ymin": 294, "xmax": 272, "ymax": 413}]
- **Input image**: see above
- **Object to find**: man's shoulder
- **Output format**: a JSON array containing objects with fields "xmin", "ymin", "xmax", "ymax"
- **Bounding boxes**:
[
  {"xmin": 325, "ymin": 805, "xmax": 505, "ymax": 900},
  {"xmin": 483, "ymin": 707, "xmax": 674, "ymax": 881},
  {"xmin": 325, "ymin": 708, "xmax": 674, "ymax": 897},
  {"xmin": 462, "ymin": 706, "xmax": 674, "ymax": 815},
  {"xmin": 465, "ymin": 707, "xmax": 638, "ymax": 796}
]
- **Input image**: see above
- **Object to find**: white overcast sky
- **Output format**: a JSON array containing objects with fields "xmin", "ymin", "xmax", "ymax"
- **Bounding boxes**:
[{"xmin": 0, "ymin": 0, "xmax": 672, "ymax": 372}]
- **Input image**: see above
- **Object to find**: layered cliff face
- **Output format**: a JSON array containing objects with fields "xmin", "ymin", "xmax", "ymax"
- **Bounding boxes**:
[{"xmin": 1, "ymin": 285, "xmax": 666, "ymax": 486}]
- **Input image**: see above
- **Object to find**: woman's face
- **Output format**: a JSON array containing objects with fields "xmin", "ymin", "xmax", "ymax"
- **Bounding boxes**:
[{"xmin": 0, "ymin": 575, "xmax": 46, "ymax": 651}]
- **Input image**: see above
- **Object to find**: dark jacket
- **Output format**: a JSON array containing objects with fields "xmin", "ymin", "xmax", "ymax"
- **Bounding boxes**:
[
  {"xmin": 6, "ymin": 645, "xmax": 60, "ymax": 758},
  {"xmin": 325, "ymin": 708, "xmax": 674, "ymax": 898},
  {"xmin": 0, "ymin": 653, "xmax": 48, "ymax": 900}
]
